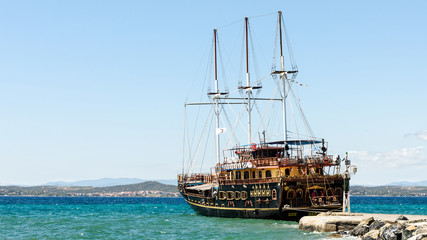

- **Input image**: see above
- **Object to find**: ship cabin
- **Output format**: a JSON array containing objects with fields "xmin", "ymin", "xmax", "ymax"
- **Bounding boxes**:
[{"xmin": 214, "ymin": 139, "xmax": 341, "ymax": 185}]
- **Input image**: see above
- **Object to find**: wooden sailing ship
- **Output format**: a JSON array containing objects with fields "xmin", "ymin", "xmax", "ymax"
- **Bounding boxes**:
[{"xmin": 178, "ymin": 11, "xmax": 356, "ymax": 221}]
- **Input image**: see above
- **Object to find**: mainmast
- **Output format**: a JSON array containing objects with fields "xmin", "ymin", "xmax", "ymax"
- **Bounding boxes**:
[
  {"xmin": 278, "ymin": 11, "xmax": 288, "ymax": 143},
  {"xmin": 238, "ymin": 17, "xmax": 261, "ymax": 145}
]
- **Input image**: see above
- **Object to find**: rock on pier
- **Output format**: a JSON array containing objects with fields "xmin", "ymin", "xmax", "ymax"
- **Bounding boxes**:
[{"xmin": 299, "ymin": 212, "xmax": 427, "ymax": 239}]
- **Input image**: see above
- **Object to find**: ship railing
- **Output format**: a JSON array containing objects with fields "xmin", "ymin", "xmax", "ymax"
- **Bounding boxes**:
[
  {"xmin": 288, "ymin": 195, "xmax": 340, "ymax": 208},
  {"xmin": 289, "ymin": 198, "xmax": 306, "ymax": 207},
  {"xmin": 218, "ymin": 177, "xmax": 281, "ymax": 185},
  {"xmin": 252, "ymin": 158, "xmax": 280, "ymax": 167},
  {"xmin": 178, "ymin": 173, "xmax": 216, "ymax": 184},
  {"xmin": 310, "ymin": 195, "xmax": 340, "ymax": 206},
  {"xmin": 274, "ymin": 155, "xmax": 336, "ymax": 166}
]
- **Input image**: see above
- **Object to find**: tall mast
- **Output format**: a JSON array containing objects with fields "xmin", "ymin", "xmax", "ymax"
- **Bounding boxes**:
[
  {"xmin": 214, "ymin": 29, "xmax": 218, "ymax": 94},
  {"xmin": 213, "ymin": 29, "xmax": 220, "ymax": 164},
  {"xmin": 278, "ymin": 11, "xmax": 288, "ymax": 143},
  {"xmin": 245, "ymin": 17, "xmax": 252, "ymax": 145}
]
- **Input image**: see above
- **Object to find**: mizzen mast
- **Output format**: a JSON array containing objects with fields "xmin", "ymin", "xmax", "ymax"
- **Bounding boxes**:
[
  {"xmin": 272, "ymin": 11, "xmax": 298, "ymax": 155},
  {"xmin": 278, "ymin": 11, "xmax": 288, "ymax": 143},
  {"xmin": 214, "ymin": 29, "xmax": 220, "ymax": 164}
]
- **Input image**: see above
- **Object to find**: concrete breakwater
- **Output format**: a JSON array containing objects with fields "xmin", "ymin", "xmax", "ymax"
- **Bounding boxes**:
[{"xmin": 299, "ymin": 212, "xmax": 427, "ymax": 240}]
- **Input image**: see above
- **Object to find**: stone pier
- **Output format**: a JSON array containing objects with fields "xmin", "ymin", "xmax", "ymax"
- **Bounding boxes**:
[{"xmin": 299, "ymin": 212, "xmax": 427, "ymax": 239}]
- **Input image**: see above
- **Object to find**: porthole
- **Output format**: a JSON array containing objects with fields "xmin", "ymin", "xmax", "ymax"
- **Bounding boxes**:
[
  {"xmin": 226, "ymin": 191, "xmax": 234, "ymax": 200},
  {"xmin": 235, "ymin": 191, "xmax": 241, "ymax": 200},
  {"xmin": 241, "ymin": 191, "xmax": 248, "ymax": 200},
  {"xmin": 219, "ymin": 191, "xmax": 226, "ymax": 200}
]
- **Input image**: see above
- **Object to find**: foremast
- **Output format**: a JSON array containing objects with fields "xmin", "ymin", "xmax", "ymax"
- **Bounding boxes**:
[{"xmin": 209, "ymin": 29, "xmax": 228, "ymax": 164}]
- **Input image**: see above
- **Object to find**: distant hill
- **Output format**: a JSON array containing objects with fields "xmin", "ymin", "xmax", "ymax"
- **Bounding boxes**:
[
  {"xmin": 387, "ymin": 180, "xmax": 427, "ymax": 187},
  {"xmin": 44, "ymin": 178, "xmax": 177, "ymax": 187},
  {"xmin": 350, "ymin": 185, "xmax": 427, "ymax": 197},
  {"xmin": 0, "ymin": 181, "xmax": 179, "ymax": 197}
]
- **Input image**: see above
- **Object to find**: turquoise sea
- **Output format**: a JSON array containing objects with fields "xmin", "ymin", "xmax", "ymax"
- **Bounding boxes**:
[{"xmin": 0, "ymin": 196, "xmax": 426, "ymax": 239}]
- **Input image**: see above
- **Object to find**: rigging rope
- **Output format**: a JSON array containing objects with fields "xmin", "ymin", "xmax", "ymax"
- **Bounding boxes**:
[
  {"xmin": 199, "ymin": 111, "xmax": 214, "ymax": 174},
  {"xmin": 187, "ymin": 104, "xmax": 214, "ymax": 175},
  {"xmin": 287, "ymin": 79, "xmax": 315, "ymax": 139},
  {"xmin": 225, "ymin": 101, "xmax": 246, "ymax": 148},
  {"xmin": 219, "ymin": 101, "xmax": 239, "ymax": 148}
]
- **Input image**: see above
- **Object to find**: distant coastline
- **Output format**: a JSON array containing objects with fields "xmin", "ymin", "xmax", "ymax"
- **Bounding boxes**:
[
  {"xmin": 350, "ymin": 185, "xmax": 427, "ymax": 197},
  {"xmin": 1, "ymin": 182, "xmax": 426, "ymax": 198},
  {"xmin": 0, "ymin": 181, "xmax": 179, "ymax": 198}
]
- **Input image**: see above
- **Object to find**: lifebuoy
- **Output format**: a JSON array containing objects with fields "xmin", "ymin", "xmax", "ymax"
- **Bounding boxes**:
[{"xmin": 323, "ymin": 157, "xmax": 329, "ymax": 164}]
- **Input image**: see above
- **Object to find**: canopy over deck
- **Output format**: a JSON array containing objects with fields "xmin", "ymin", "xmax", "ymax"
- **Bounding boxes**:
[
  {"xmin": 266, "ymin": 140, "xmax": 322, "ymax": 145},
  {"xmin": 186, "ymin": 183, "xmax": 218, "ymax": 191}
]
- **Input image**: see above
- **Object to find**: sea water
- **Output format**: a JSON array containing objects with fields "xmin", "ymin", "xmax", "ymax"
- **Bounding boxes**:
[{"xmin": 0, "ymin": 196, "xmax": 426, "ymax": 239}]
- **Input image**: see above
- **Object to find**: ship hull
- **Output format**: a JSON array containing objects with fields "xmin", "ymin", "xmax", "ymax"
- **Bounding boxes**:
[
  {"xmin": 182, "ymin": 196, "xmax": 337, "ymax": 221},
  {"xmin": 179, "ymin": 179, "xmax": 346, "ymax": 221}
]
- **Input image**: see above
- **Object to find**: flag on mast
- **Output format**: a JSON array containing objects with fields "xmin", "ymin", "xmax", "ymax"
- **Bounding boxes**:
[{"xmin": 216, "ymin": 128, "xmax": 227, "ymax": 135}]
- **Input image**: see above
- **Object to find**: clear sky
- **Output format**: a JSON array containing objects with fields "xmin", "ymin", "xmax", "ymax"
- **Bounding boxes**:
[{"xmin": 0, "ymin": 0, "xmax": 426, "ymax": 186}]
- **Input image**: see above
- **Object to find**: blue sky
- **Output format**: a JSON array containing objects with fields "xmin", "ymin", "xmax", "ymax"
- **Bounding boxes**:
[{"xmin": 0, "ymin": 1, "xmax": 426, "ymax": 185}]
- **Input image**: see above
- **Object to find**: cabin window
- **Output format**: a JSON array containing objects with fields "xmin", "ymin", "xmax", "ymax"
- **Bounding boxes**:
[
  {"xmin": 285, "ymin": 168, "xmax": 290, "ymax": 176},
  {"xmin": 296, "ymin": 189, "xmax": 303, "ymax": 199},
  {"xmin": 235, "ymin": 171, "xmax": 241, "ymax": 180},
  {"xmin": 226, "ymin": 191, "xmax": 234, "ymax": 200},
  {"xmin": 219, "ymin": 191, "xmax": 226, "ymax": 200},
  {"xmin": 235, "ymin": 191, "xmax": 241, "ymax": 200},
  {"xmin": 230, "ymin": 171, "xmax": 234, "ymax": 179},
  {"xmin": 287, "ymin": 189, "xmax": 295, "ymax": 199},
  {"xmin": 258, "ymin": 171, "xmax": 263, "ymax": 178},
  {"xmin": 241, "ymin": 191, "xmax": 248, "ymax": 200},
  {"xmin": 252, "ymin": 171, "xmax": 255, "ymax": 179},
  {"xmin": 272, "ymin": 189, "xmax": 277, "ymax": 200},
  {"xmin": 266, "ymin": 170, "xmax": 272, "ymax": 178},
  {"xmin": 244, "ymin": 171, "xmax": 250, "ymax": 179}
]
